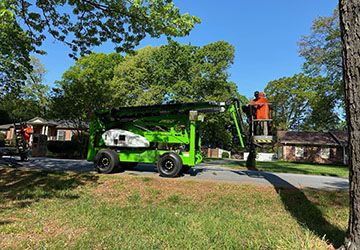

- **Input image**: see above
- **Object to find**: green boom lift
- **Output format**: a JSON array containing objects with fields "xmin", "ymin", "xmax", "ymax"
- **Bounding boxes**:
[{"xmin": 87, "ymin": 98, "xmax": 275, "ymax": 177}]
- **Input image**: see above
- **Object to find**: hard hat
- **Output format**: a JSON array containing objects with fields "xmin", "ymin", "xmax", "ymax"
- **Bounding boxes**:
[
  {"xmin": 259, "ymin": 92, "xmax": 265, "ymax": 96},
  {"xmin": 254, "ymin": 91, "xmax": 259, "ymax": 97}
]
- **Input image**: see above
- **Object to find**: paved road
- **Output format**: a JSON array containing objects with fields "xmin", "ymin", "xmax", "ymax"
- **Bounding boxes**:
[{"xmin": 0, "ymin": 157, "xmax": 349, "ymax": 191}]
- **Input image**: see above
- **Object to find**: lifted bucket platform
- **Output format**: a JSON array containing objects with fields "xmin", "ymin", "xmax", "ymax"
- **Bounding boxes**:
[{"xmin": 253, "ymin": 135, "xmax": 276, "ymax": 143}]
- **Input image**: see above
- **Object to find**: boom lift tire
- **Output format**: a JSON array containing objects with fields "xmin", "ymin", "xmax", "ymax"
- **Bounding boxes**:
[
  {"xmin": 182, "ymin": 165, "xmax": 191, "ymax": 173},
  {"xmin": 94, "ymin": 149, "xmax": 120, "ymax": 174},
  {"xmin": 157, "ymin": 152, "xmax": 183, "ymax": 177},
  {"xmin": 121, "ymin": 162, "xmax": 138, "ymax": 170},
  {"xmin": 20, "ymin": 153, "xmax": 29, "ymax": 162}
]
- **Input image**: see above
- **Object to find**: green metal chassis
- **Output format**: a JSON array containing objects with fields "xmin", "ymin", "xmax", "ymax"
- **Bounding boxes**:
[{"xmin": 87, "ymin": 101, "xmax": 245, "ymax": 167}]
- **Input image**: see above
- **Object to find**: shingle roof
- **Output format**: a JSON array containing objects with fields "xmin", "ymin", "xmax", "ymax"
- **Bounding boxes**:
[
  {"xmin": 277, "ymin": 130, "xmax": 348, "ymax": 146},
  {"xmin": 26, "ymin": 117, "xmax": 88, "ymax": 129},
  {"xmin": 0, "ymin": 124, "xmax": 12, "ymax": 130}
]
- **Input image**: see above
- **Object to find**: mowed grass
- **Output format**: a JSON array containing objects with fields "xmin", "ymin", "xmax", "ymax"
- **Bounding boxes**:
[
  {"xmin": 0, "ymin": 168, "xmax": 348, "ymax": 249},
  {"xmin": 223, "ymin": 160, "xmax": 349, "ymax": 177}
]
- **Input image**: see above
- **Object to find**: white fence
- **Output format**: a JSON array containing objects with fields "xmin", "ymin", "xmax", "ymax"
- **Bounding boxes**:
[{"xmin": 243, "ymin": 152, "xmax": 277, "ymax": 161}]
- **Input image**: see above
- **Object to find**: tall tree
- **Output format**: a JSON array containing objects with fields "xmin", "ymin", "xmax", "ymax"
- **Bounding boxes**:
[
  {"xmin": 0, "ymin": 56, "xmax": 49, "ymax": 122},
  {"xmin": 265, "ymin": 73, "xmax": 339, "ymax": 131},
  {"xmin": 3, "ymin": 0, "xmax": 201, "ymax": 58},
  {"xmin": 23, "ymin": 56, "xmax": 50, "ymax": 116},
  {"xmin": 110, "ymin": 41, "xmax": 238, "ymax": 105},
  {"xmin": 51, "ymin": 52, "xmax": 124, "ymax": 126},
  {"xmin": 339, "ymin": 1, "xmax": 360, "ymax": 249},
  {"xmin": 194, "ymin": 41, "xmax": 237, "ymax": 102},
  {"xmin": 298, "ymin": 8, "xmax": 342, "ymax": 83},
  {"xmin": 298, "ymin": 8, "xmax": 345, "ymax": 119},
  {"xmin": 0, "ymin": 4, "xmax": 34, "ymax": 95},
  {"xmin": 109, "ymin": 45, "xmax": 163, "ymax": 106},
  {"xmin": 110, "ymin": 41, "xmax": 240, "ymax": 149},
  {"xmin": 1, "ymin": 0, "xmax": 200, "ymax": 95}
]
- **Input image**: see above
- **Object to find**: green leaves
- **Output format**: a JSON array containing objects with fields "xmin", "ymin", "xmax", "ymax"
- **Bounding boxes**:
[
  {"xmin": 265, "ymin": 73, "xmax": 340, "ymax": 131},
  {"xmin": 0, "ymin": 5, "xmax": 33, "ymax": 96},
  {"xmin": 266, "ymin": 8, "xmax": 344, "ymax": 132},
  {"xmin": 0, "ymin": 56, "xmax": 50, "ymax": 122},
  {"xmin": 52, "ymin": 41, "xmax": 241, "ymax": 149},
  {"xmin": 298, "ymin": 9, "xmax": 342, "ymax": 81},
  {"xmin": 51, "ymin": 52, "xmax": 124, "ymax": 123},
  {"xmin": 1, "ymin": 0, "xmax": 199, "ymax": 96},
  {"xmin": 109, "ymin": 40, "xmax": 237, "ymax": 106},
  {"xmin": 297, "ymin": 8, "xmax": 344, "ymax": 117},
  {"xmin": 6, "ymin": 0, "xmax": 200, "ymax": 58}
]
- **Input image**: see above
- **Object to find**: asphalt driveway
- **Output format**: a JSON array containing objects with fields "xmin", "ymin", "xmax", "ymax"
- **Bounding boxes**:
[{"xmin": 0, "ymin": 157, "xmax": 349, "ymax": 191}]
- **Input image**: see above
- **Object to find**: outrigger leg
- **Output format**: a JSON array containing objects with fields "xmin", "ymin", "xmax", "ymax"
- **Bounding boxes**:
[{"xmin": 246, "ymin": 142, "xmax": 256, "ymax": 169}]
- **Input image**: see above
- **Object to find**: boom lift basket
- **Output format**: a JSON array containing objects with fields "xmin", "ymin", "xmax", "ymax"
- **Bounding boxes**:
[{"xmin": 243, "ymin": 102, "xmax": 277, "ymax": 144}]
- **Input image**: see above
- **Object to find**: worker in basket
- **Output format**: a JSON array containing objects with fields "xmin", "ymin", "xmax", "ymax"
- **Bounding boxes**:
[
  {"xmin": 22, "ymin": 123, "xmax": 33, "ymax": 144},
  {"xmin": 243, "ymin": 91, "xmax": 271, "ymax": 136},
  {"xmin": 19, "ymin": 123, "xmax": 33, "ymax": 161}
]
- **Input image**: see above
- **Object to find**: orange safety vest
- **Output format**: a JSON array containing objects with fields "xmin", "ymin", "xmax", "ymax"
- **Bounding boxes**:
[
  {"xmin": 250, "ymin": 97, "xmax": 270, "ymax": 120},
  {"xmin": 23, "ymin": 126, "xmax": 33, "ymax": 143}
]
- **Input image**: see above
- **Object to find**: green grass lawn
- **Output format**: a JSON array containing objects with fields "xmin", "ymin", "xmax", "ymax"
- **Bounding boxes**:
[
  {"xmin": 0, "ymin": 167, "xmax": 348, "ymax": 249},
  {"xmin": 222, "ymin": 160, "xmax": 349, "ymax": 177}
]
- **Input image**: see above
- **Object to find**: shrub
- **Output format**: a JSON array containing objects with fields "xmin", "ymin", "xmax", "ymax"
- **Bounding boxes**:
[
  {"xmin": 47, "ymin": 141, "xmax": 82, "ymax": 159},
  {"xmin": 0, "ymin": 132, "xmax": 6, "ymax": 140},
  {"xmin": 71, "ymin": 132, "xmax": 89, "ymax": 158},
  {"xmin": 48, "ymin": 141, "xmax": 77, "ymax": 154},
  {"xmin": 222, "ymin": 152, "xmax": 230, "ymax": 158}
]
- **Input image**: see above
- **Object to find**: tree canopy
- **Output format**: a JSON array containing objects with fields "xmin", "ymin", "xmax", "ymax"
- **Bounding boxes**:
[
  {"xmin": 0, "ymin": 56, "xmax": 50, "ymax": 122},
  {"xmin": 51, "ymin": 52, "xmax": 124, "ymax": 127},
  {"xmin": 51, "ymin": 41, "xmax": 244, "ymax": 150},
  {"xmin": 265, "ymin": 73, "xmax": 340, "ymax": 131},
  {"xmin": 298, "ymin": 8, "xmax": 344, "ymax": 116},
  {"xmin": 0, "ymin": 0, "xmax": 200, "ymax": 96},
  {"xmin": 298, "ymin": 8, "xmax": 342, "ymax": 84},
  {"xmin": 0, "ymin": 5, "xmax": 34, "ymax": 95},
  {"xmin": 3, "ymin": 0, "xmax": 201, "ymax": 58},
  {"xmin": 264, "ymin": 8, "xmax": 344, "ymax": 132},
  {"xmin": 110, "ymin": 40, "xmax": 237, "ymax": 105}
]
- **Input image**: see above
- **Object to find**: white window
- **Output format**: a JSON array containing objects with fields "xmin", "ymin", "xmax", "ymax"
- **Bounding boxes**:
[
  {"xmin": 320, "ymin": 147, "xmax": 330, "ymax": 159},
  {"xmin": 57, "ymin": 131, "xmax": 66, "ymax": 141},
  {"xmin": 295, "ymin": 146, "xmax": 304, "ymax": 157}
]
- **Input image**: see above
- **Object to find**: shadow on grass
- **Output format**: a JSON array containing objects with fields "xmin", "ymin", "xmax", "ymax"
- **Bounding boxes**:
[
  {"xmin": 0, "ymin": 168, "xmax": 99, "ymax": 210},
  {"xmin": 247, "ymin": 162, "xmax": 346, "ymax": 248}
]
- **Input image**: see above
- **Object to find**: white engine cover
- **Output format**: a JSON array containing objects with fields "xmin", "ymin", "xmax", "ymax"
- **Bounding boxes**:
[{"xmin": 102, "ymin": 129, "xmax": 150, "ymax": 148}]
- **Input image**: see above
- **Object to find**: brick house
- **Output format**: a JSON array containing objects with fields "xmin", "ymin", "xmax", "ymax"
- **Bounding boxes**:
[
  {"xmin": 277, "ymin": 130, "xmax": 348, "ymax": 165},
  {"xmin": 1, "ymin": 117, "xmax": 87, "ymax": 143}
]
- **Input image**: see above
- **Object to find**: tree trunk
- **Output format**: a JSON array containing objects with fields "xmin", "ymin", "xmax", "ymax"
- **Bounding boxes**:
[{"xmin": 339, "ymin": 0, "xmax": 360, "ymax": 249}]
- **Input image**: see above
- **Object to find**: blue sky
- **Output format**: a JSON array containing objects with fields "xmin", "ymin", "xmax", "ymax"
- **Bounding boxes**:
[{"xmin": 37, "ymin": 0, "xmax": 338, "ymax": 100}]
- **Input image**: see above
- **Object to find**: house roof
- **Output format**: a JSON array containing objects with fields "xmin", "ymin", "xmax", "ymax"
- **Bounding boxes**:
[
  {"xmin": 0, "ymin": 123, "xmax": 25, "ymax": 130},
  {"xmin": 27, "ymin": 117, "xmax": 58, "ymax": 126},
  {"xmin": 277, "ymin": 130, "xmax": 348, "ymax": 146},
  {"xmin": 49, "ymin": 120, "xmax": 88, "ymax": 129},
  {"xmin": 0, "ymin": 117, "xmax": 88, "ymax": 130},
  {"xmin": 0, "ymin": 124, "xmax": 12, "ymax": 130}
]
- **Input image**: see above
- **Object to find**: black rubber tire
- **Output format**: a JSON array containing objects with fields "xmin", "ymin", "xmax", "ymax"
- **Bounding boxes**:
[
  {"xmin": 20, "ymin": 153, "xmax": 29, "ymax": 162},
  {"xmin": 182, "ymin": 165, "xmax": 191, "ymax": 173},
  {"xmin": 157, "ymin": 152, "xmax": 182, "ymax": 177},
  {"xmin": 121, "ymin": 162, "xmax": 138, "ymax": 170},
  {"xmin": 94, "ymin": 149, "xmax": 119, "ymax": 174}
]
